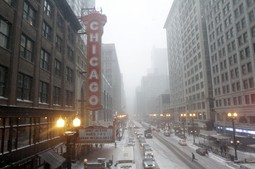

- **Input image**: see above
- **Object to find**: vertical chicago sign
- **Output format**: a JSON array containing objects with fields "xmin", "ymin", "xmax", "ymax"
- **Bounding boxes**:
[{"xmin": 82, "ymin": 12, "xmax": 107, "ymax": 110}]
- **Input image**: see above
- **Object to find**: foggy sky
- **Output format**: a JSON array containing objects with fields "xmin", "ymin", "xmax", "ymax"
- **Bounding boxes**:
[{"xmin": 96, "ymin": 0, "xmax": 174, "ymax": 114}]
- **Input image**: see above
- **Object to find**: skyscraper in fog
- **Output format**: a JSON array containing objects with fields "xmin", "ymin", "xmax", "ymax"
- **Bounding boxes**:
[
  {"xmin": 165, "ymin": 0, "xmax": 214, "ymax": 129},
  {"xmin": 205, "ymin": 0, "xmax": 255, "ymax": 136}
]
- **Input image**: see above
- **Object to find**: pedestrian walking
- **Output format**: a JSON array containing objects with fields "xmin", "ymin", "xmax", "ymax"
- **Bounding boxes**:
[{"xmin": 192, "ymin": 152, "xmax": 196, "ymax": 161}]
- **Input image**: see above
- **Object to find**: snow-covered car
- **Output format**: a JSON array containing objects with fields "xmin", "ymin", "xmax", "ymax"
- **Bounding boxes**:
[
  {"xmin": 178, "ymin": 139, "xmax": 187, "ymax": 146},
  {"xmin": 196, "ymin": 148, "xmax": 208, "ymax": 156},
  {"xmin": 143, "ymin": 157, "xmax": 156, "ymax": 168},
  {"xmin": 144, "ymin": 147, "xmax": 154, "ymax": 157}
]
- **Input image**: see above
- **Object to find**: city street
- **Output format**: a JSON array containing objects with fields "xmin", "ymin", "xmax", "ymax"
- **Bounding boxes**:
[{"xmin": 72, "ymin": 123, "xmax": 240, "ymax": 169}]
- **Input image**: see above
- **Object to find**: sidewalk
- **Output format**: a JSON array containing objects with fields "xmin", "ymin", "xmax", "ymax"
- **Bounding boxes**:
[{"xmin": 179, "ymin": 131, "xmax": 255, "ymax": 168}]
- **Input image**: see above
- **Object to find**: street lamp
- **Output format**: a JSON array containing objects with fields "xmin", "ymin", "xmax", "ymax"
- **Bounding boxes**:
[
  {"xmin": 166, "ymin": 114, "xmax": 171, "ymax": 131},
  {"xmin": 227, "ymin": 112, "xmax": 238, "ymax": 160},
  {"xmin": 180, "ymin": 113, "xmax": 186, "ymax": 138},
  {"xmin": 189, "ymin": 113, "xmax": 196, "ymax": 144},
  {"xmin": 57, "ymin": 116, "xmax": 81, "ymax": 169}
]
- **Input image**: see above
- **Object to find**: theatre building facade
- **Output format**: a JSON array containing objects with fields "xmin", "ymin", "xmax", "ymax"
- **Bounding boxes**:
[{"xmin": 0, "ymin": 0, "xmax": 82, "ymax": 168}]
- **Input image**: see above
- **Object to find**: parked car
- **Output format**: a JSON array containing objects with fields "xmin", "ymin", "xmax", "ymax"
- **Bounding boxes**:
[
  {"xmin": 178, "ymin": 139, "xmax": 187, "ymax": 146},
  {"xmin": 143, "ymin": 157, "xmax": 156, "ymax": 169},
  {"xmin": 196, "ymin": 148, "xmax": 208, "ymax": 156}
]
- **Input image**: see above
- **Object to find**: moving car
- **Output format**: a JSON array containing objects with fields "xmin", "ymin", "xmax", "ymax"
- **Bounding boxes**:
[
  {"xmin": 144, "ymin": 147, "xmax": 154, "ymax": 157},
  {"xmin": 178, "ymin": 139, "xmax": 187, "ymax": 146},
  {"xmin": 163, "ymin": 130, "xmax": 170, "ymax": 137},
  {"xmin": 196, "ymin": 148, "xmax": 208, "ymax": 156},
  {"xmin": 143, "ymin": 157, "xmax": 156, "ymax": 169}
]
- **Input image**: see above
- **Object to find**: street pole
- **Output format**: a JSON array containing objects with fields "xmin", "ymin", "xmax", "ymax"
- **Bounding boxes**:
[
  {"xmin": 65, "ymin": 132, "xmax": 75, "ymax": 169},
  {"xmin": 192, "ymin": 117, "xmax": 195, "ymax": 144},
  {"xmin": 183, "ymin": 120, "xmax": 185, "ymax": 138},
  {"xmin": 232, "ymin": 118, "xmax": 238, "ymax": 160},
  {"xmin": 228, "ymin": 112, "xmax": 238, "ymax": 160}
]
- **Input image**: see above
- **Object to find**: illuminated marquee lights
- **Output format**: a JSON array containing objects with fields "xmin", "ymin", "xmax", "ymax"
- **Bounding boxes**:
[{"xmin": 82, "ymin": 12, "xmax": 107, "ymax": 110}]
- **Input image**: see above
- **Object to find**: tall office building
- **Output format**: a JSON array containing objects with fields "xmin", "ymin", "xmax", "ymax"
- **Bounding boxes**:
[
  {"xmin": 164, "ymin": 0, "xmax": 214, "ymax": 129},
  {"xmin": 205, "ymin": 0, "xmax": 255, "ymax": 137},
  {"xmin": 101, "ymin": 44, "xmax": 124, "ymax": 113}
]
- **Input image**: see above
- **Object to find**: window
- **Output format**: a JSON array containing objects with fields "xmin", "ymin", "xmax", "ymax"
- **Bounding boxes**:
[
  {"xmin": 0, "ymin": 18, "xmax": 10, "ymax": 49},
  {"xmin": 67, "ymin": 46, "xmax": 74, "ymax": 62},
  {"xmin": 55, "ymin": 36, "xmax": 62, "ymax": 52},
  {"xmin": 0, "ymin": 65, "xmax": 7, "ymax": 97},
  {"xmin": 249, "ymin": 11, "xmax": 255, "ymax": 23},
  {"xmin": 247, "ymin": 0, "xmax": 255, "ymax": 6},
  {"xmin": 251, "ymin": 94, "xmax": 255, "ymax": 104},
  {"xmin": 242, "ymin": 64, "xmax": 247, "ymax": 74},
  {"xmin": 44, "ymin": 0, "xmax": 52, "ymax": 17},
  {"xmin": 238, "ymin": 96, "xmax": 242, "ymax": 105},
  {"xmin": 53, "ymin": 86, "xmax": 61, "ymax": 105},
  {"xmin": 20, "ymin": 34, "xmax": 34, "ymax": 62},
  {"xmin": 40, "ymin": 49, "xmax": 50, "ymax": 71},
  {"xmin": 54, "ymin": 59, "xmax": 61, "ymax": 77},
  {"xmin": 66, "ymin": 90, "xmax": 73, "ymax": 106},
  {"xmin": 17, "ymin": 73, "xmax": 32, "ymax": 100},
  {"xmin": 247, "ymin": 62, "xmax": 252, "ymax": 73},
  {"xmin": 66, "ymin": 66, "xmax": 73, "ymax": 82},
  {"xmin": 39, "ymin": 81, "xmax": 48, "ymax": 103},
  {"xmin": 243, "ymin": 79, "xmax": 249, "ymax": 89},
  {"xmin": 42, "ymin": 22, "xmax": 51, "ymax": 40},
  {"xmin": 249, "ymin": 78, "xmax": 254, "ymax": 88},
  {"xmin": 245, "ymin": 95, "xmax": 250, "ymax": 104},
  {"xmin": 237, "ymin": 82, "xmax": 240, "ymax": 91},
  {"xmin": 233, "ymin": 97, "xmax": 237, "ymax": 105},
  {"xmin": 4, "ymin": 0, "xmax": 13, "ymax": 5},
  {"xmin": 245, "ymin": 47, "xmax": 250, "ymax": 58},
  {"xmin": 252, "ymin": 26, "xmax": 255, "ymax": 37},
  {"xmin": 23, "ymin": 1, "xmax": 36, "ymax": 26},
  {"xmin": 57, "ymin": 14, "xmax": 64, "ymax": 30},
  {"xmin": 67, "ymin": 28, "xmax": 74, "ymax": 43}
]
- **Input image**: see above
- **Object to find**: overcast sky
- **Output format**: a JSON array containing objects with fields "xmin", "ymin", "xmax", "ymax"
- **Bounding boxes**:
[{"xmin": 96, "ymin": 0, "xmax": 173, "ymax": 113}]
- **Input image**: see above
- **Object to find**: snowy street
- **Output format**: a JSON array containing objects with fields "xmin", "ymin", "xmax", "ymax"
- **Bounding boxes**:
[{"xmin": 71, "ymin": 122, "xmax": 246, "ymax": 169}]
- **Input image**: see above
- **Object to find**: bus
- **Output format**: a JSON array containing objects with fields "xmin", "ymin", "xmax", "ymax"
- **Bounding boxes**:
[{"xmin": 114, "ymin": 146, "xmax": 136, "ymax": 169}]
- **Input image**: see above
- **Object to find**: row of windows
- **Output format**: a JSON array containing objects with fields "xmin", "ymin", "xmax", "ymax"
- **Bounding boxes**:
[
  {"xmin": 0, "ymin": 65, "xmax": 73, "ymax": 106},
  {"xmin": 214, "ymin": 77, "xmax": 254, "ymax": 95},
  {"xmin": 186, "ymin": 91, "xmax": 205, "ymax": 103},
  {"xmin": 186, "ymin": 81, "xmax": 204, "ymax": 95},
  {"xmin": 215, "ymin": 93, "xmax": 255, "ymax": 107},
  {"xmin": 23, "ymin": 1, "xmax": 75, "ymax": 49},
  {"xmin": 213, "ymin": 63, "xmax": 253, "ymax": 85},
  {"xmin": 0, "ymin": 117, "xmax": 61, "ymax": 154}
]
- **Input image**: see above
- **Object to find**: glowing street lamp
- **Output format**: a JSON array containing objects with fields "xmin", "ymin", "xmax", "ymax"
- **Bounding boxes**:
[{"xmin": 227, "ymin": 112, "xmax": 238, "ymax": 160}]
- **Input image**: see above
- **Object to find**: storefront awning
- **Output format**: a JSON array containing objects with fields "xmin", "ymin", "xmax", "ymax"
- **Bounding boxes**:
[{"xmin": 38, "ymin": 149, "xmax": 65, "ymax": 169}]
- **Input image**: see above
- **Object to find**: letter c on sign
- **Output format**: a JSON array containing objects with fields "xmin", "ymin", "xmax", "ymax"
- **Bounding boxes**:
[
  {"xmin": 89, "ymin": 57, "xmax": 98, "ymax": 66},
  {"xmin": 90, "ymin": 21, "xmax": 99, "ymax": 30}
]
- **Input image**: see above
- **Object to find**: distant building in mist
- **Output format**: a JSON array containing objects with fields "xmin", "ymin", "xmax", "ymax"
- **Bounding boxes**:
[
  {"xmin": 101, "ymin": 44, "xmax": 125, "ymax": 114},
  {"xmin": 150, "ymin": 47, "xmax": 168, "ymax": 76},
  {"xmin": 135, "ymin": 48, "xmax": 169, "ymax": 118}
]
